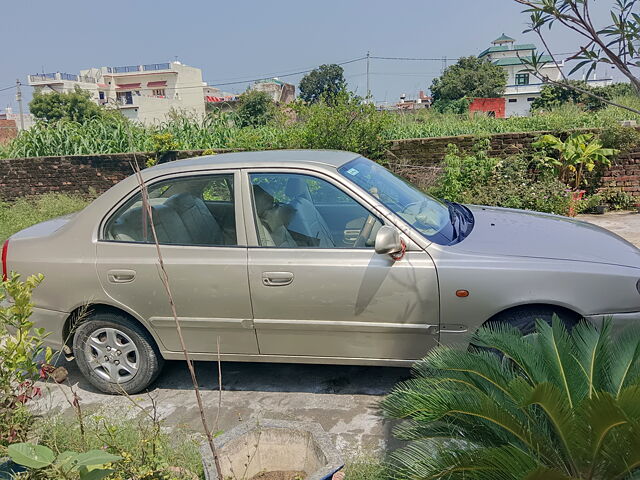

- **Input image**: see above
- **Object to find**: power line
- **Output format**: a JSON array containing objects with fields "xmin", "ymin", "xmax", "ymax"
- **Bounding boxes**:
[
  {"xmin": 205, "ymin": 56, "xmax": 367, "ymax": 87},
  {"xmin": 0, "ymin": 84, "xmax": 16, "ymax": 92}
]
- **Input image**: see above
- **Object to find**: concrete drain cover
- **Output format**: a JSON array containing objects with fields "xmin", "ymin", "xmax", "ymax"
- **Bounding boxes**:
[{"xmin": 201, "ymin": 419, "xmax": 344, "ymax": 480}]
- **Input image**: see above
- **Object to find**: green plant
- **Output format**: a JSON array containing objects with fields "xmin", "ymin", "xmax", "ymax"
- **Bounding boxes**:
[
  {"xmin": 599, "ymin": 123, "xmax": 640, "ymax": 153},
  {"xmin": 235, "ymin": 90, "xmax": 276, "ymax": 128},
  {"xmin": 34, "ymin": 412, "xmax": 204, "ymax": 480},
  {"xmin": 533, "ymin": 133, "xmax": 618, "ymax": 190},
  {"xmin": 600, "ymin": 188, "xmax": 635, "ymax": 210},
  {"xmin": 29, "ymin": 87, "xmax": 108, "ymax": 124},
  {"xmin": 8, "ymin": 442, "xmax": 121, "ymax": 479},
  {"xmin": 430, "ymin": 56, "xmax": 507, "ymax": 105},
  {"xmin": 0, "ymin": 273, "xmax": 51, "ymax": 445},
  {"xmin": 290, "ymin": 91, "xmax": 391, "ymax": 158},
  {"xmin": 429, "ymin": 140, "xmax": 498, "ymax": 201},
  {"xmin": 384, "ymin": 317, "xmax": 640, "ymax": 479}
]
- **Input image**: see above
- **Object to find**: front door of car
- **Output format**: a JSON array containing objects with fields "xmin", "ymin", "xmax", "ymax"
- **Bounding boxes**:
[
  {"xmin": 96, "ymin": 170, "xmax": 258, "ymax": 356},
  {"xmin": 244, "ymin": 169, "xmax": 440, "ymax": 361}
]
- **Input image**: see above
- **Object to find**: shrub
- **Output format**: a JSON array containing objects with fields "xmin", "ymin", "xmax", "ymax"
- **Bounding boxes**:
[
  {"xmin": 599, "ymin": 122, "xmax": 640, "ymax": 153},
  {"xmin": 0, "ymin": 193, "xmax": 90, "ymax": 242},
  {"xmin": 429, "ymin": 141, "xmax": 572, "ymax": 215},
  {"xmin": 0, "ymin": 273, "xmax": 51, "ymax": 446},
  {"xmin": 383, "ymin": 318, "xmax": 640, "ymax": 479},
  {"xmin": 290, "ymin": 92, "xmax": 391, "ymax": 159},
  {"xmin": 235, "ymin": 89, "xmax": 277, "ymax": 128},
  {"xmin": 34, "ymin": 413, "xmax": 204, "ymax": 480}
]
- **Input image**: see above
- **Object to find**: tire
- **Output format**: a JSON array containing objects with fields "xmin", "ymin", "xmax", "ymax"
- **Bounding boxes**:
[
  {"xmin": 488, "ymin": 306, "xmax": 580, "ymax": 336},
  {"xmin": 73, "ymin": 311, "xmax": 164, "ymax": 394}
]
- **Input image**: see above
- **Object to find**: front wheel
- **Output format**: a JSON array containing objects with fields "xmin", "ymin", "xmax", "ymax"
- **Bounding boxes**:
[{"xmin": 73, "ymin": 312, "xmax": 164, "ymax": 394}]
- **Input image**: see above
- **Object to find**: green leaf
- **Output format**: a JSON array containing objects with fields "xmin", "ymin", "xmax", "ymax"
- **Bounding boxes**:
[
  {"xmin": 74, "ymin": 450, "xmax": 122, "ymax": 467},
  {"xmin": 78, "ymin": 466, "xmax": 115, "ymax": 480},
  {"xmin": 7, "ymin": 443, "xmax": 56, "ymax": 469}
]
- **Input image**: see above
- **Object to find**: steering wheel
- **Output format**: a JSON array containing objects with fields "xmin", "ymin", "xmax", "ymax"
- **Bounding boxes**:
[{"xmin": 353, "ymin": 214, "xmax": 377, "ymax": 248}]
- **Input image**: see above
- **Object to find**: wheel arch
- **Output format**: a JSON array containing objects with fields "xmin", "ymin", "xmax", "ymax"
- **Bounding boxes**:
[
  {"xmin": 482, "ymin": 302, "xmax": 583, "ymax": 327},
  {"xmin": 63, "ymin": 303, "xmax": 165, "ymax": 354}
]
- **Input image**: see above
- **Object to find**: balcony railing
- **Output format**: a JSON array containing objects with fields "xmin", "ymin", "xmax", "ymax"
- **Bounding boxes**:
[
  {"xmin": 107, "ymin": 63, "xmax": 172, "ymax": 74},
  {"xmin": 28, "ymin": 73, "xmax": 96, "ymax": 83}
]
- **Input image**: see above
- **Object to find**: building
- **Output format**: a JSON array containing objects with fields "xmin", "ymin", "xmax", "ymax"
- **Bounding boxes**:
[
  {"xmin": 0, "ymin": 107, "xmax": 35, "ymax": 130},
  {"xmin": 477, "ymin": 33, "xmax": 612, "ymax": 117},
  {"xmin": 379, "ymin": 91, "xmax": 432, "ymax": 111},
  {"xmin": 251, "ymin": 78, "xmax": 295, "ymax": 104},
  {"xmin": 28, "ymin": 61, "xmax": 206, "ymax": 124}
]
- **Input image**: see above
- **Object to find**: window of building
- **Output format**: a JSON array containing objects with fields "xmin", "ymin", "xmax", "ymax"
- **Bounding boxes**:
[
  {"xmin": 508, "ymin": 98, "xmax": 518, "ymax": 103},
  {"xmin": 515, "ymin": 73, "xmax": 530, "ymax": 85},
  {"xmin": 98, "ymin": 92, "xmax": 105, "ymax": 100},
  {"xmin": 152, "ymin": 89, "xmax": 166, "ymax": 97},
  {"xmin": 527, "ymin": 97, "xmax": 536, "ymax": 102},
  {"xmin": 250, "ymin": 172, "xmax": 382, "ymax": 248},
  {"xmin": 103, "ymin": 174, "xmax": 237, "ymax": 246}
]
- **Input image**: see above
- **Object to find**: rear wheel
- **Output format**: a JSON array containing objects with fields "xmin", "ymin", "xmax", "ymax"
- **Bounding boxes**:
[{"xmin": 73, "ymin": 312, "xmax": 164, "ymax": 394}]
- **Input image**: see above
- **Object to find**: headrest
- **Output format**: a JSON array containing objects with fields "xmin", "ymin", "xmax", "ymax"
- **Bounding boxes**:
[{"xmin": 253, "ymin": 184, "xmax": 275, "ymax": 216}]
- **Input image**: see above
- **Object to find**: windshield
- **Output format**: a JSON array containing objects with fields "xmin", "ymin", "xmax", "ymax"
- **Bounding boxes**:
[{"xmin": 339, "ymin": 157, "xmax": 463, "ymax": 245}]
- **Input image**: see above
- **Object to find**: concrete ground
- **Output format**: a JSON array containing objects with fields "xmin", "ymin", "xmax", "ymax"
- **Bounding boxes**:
[
  {"xmin": 31, "ymin": 210, "xmax": 639, "ymax": 459},
  {"xmin": 578, "ymin": 210, "xmax": 640, "ymax": 247}
]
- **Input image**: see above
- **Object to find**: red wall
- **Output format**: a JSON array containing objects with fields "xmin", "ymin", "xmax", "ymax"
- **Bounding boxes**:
[{"xmin": 469, "ymin": 98, "xmax": 506, "ymax": 119}]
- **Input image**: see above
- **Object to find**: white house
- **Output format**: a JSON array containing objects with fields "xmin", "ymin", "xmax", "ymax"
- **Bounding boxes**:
[
  {"xmin": 28, "ymin": 61, "xmax": 207, "ymax": 124},
  {"xmin": 479, "ymin": 34, "xmax": 612, "ymax": 116}
]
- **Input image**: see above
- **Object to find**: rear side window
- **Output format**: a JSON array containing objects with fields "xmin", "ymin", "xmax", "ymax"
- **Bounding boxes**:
[{"xmin": 103, "ymin": 174, "xmax": 237, "ymax": 246}]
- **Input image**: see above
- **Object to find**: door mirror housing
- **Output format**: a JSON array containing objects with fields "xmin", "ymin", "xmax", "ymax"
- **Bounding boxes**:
[{"xmin": 374, "ymin": 226, "xmax": 403, "ymax": 255}]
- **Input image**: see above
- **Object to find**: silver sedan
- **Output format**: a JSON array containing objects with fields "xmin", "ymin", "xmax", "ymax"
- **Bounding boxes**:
[{"xmin": 4, "ymin": 150, "xmax": 640, "ymax": 393}]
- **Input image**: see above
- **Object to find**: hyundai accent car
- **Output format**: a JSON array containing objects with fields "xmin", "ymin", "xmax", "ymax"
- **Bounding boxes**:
[{"xmin": 4, "ymin": 150, "xmax": 640, "ymax": 393}]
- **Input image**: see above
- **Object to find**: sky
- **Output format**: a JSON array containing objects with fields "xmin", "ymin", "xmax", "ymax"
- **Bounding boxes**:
[{"xmin": 0, "ymin": 0, "xmax": 627, "ymax": 112}]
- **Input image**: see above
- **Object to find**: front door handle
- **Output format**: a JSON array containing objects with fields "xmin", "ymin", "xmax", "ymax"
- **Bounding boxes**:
[
  {"xmin": 107, "ymin": 269, "xmax": 136, "ymax": 284},
  {"xmin": 262, "ymin": 271, "xmax": 294, "ymax": 287}
]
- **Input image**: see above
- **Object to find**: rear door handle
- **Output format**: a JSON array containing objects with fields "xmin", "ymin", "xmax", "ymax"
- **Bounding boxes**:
[
  {"xmin": 107, "ymin": 269, "xmax": 136, "ymax": 284},
  {"xmin": 262, "ymin": 271, "xmax": 294, "ymax": 287}
]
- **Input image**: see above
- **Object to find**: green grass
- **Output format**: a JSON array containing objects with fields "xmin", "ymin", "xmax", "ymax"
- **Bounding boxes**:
[{"xmin": 0, "ymin": 193, "xmax": 90, "ymax": 242}]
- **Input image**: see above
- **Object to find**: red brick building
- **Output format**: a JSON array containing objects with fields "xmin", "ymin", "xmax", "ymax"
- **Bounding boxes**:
[
  {"xmin": 468, "ymin": 97, "xmax": 506, "ymax": 118},
  {"xmin": 0, "ymin": 119, "xmax": 18, "ymax": 145}
]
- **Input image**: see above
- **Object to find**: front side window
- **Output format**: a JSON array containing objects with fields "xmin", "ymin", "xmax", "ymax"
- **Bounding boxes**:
[
  {"xmin": 250, "ymin": 173, "xmax": 382, "ymax": 248},
  {"xmin": 515, "ymin": 72, "xmax": 529, "ymax": 85},
  {"xmin": 104, "ymin": 174, "xmax": 236, "ymax": 246},
  {"xmin": 339, "ymin": 157, "xmax": 462, "ymax": 245}
]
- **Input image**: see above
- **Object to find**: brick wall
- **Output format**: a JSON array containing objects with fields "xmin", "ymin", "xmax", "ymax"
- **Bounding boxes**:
[
  {"xmin": 0, "ymin": 119, "xmax": 18, "ymax": 145},
  {"xmin": 0, "ymin": 149, "xmax": 229, "ymax": 200},
  {"xmin": 0, "ymin": 129, "xmax": 638, "ymax": 200}
]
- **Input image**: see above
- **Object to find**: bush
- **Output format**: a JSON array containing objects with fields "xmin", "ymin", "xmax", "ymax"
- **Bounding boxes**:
[
  {"xmin": 290, "ymin": 92, "xmax": 391, "ymax": 159},
  {"xmin": 235, "ymin": 90, "xmax": 277, "ymax": 128},
  {"xmin": 0, "ymin": 193, "xmax": 90, "ymax": 242},
  {"xmin": 430, "ymin": 141, "xmax": 572, "ymax": 215},
  {"xmin": 0, "ymin": 273, "xmax": 51, "ymax": 446},
  {"xmin": 599, "ymin": 122, "xmax": 640, "ymax": 153},
  {"xmin": 383, "ymin": 318, "xmax": 640, "ymax": 479},
  {"xmin": 32, "ymin": 412, "xmax": 203, "ymax": 479}
]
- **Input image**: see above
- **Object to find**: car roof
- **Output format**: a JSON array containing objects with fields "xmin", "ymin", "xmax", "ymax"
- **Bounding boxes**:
[{"xmin": 147, "ymin": 149, "xmax": 361, "ymax": 174}]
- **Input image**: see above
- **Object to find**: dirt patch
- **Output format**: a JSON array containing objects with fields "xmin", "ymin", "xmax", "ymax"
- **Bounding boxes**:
[{"xmin": 249, "ymin": 470, "xmax": 306, "ymax": 480}]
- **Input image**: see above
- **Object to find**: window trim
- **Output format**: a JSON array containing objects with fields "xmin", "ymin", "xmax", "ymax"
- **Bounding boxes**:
[
  {"xmin": 241, "ymin": 168, "xmax": 386, "ymax": 250},
  {"xmin": 97, "ymin": 170, "xmax": 247, "ymax": 248},
  {"xmin": 515, "ymin": 72, "xmax": 530, "ymax": 85}
]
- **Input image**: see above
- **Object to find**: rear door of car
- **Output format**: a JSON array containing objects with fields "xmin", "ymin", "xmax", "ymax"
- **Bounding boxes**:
[
  {"xmin": 241, "ymin": 167, "xmax": 440, "ymax": 362},
  {"xmin": 96, "ymin": 170, "xmax": 258, "ymax": 356}
]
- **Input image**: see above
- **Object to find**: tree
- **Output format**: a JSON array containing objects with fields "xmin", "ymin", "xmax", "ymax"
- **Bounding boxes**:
[
  {"xmin": 29, "ymin": 87, "xmax": 104, "ymax": 123},
  {"xmin": 298, "ymin": 64, "xmax": 346, "ymax": 104},
  {"xmin": 383, "ymin": 317, "xmax": 640, "ymax": 479},
  {"xmin": 514, "ymin": 0, "xmax": 640, "ymax": 114},
  {"xmin": 235, "ymin": 89, "xmax": 276, "ymax": 128},
  {"xmin": 430, "ymin": 56, "xmax": 508, "ymax": 111},
  {"xmin": 532, "ymin": 80, "xmax": 636, "ymax": 111}
]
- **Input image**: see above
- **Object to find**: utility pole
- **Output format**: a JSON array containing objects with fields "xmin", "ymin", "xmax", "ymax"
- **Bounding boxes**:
[
  {"xmin": 441, "ymin": 56, "xmax": 448, "ymax": 74},
  {"xmin": 366, "ymin": 51, "xmax": 370, "ymax": 102},
  {"xmin": 15, "ymin": 79, "xmax": 24, "ymax": 131}
]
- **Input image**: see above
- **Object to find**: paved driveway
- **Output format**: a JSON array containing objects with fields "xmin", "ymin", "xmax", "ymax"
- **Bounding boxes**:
[
  {"xmin": 32, "ymin": 211, "xmax": 639, "ymax": 458},
  {"xmin": 34, "ymin": 358, "xmax": 409, "ymax": 458}
]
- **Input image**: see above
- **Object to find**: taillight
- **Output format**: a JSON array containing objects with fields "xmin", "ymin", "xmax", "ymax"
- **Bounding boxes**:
[{"xmin": 2, "ymin": 240, "xmax": 8, "ymax": 281}]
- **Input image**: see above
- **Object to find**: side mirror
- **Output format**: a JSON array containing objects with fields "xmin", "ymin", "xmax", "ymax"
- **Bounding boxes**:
[{"xmin": 374, "ymin": 226, "xmax": 403, "ymax": 255}]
